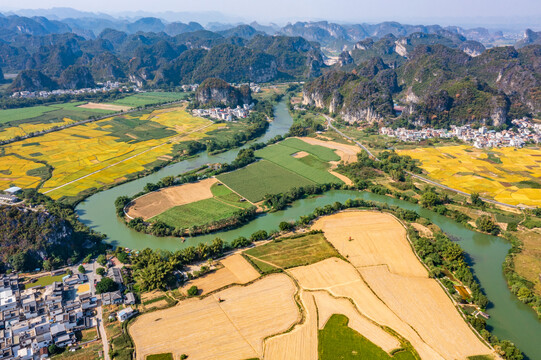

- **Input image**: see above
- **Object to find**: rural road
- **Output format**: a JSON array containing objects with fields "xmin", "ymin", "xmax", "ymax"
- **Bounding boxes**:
[
  {"xmin": 322, "ymin": 114, "xmax": 527, "ymax": 210},
  {"xmin": 43, "ymin": 122, "xmax": 215, "ymax": 195},
  {"xmin": 87, "ymin": 260, "xmax": 110, "ymax": 360}
]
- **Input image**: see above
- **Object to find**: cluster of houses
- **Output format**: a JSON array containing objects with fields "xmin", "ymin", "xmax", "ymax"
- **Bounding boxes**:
[
  {"xmin": 192, "ymin": 103, "xmax": 254, "ymax": 121},
  {"xmin": 0, "ymin": 273, "xmax": 98, "ymax": 359},
  {"xmin": 182, "ymin": 82, "xmax": 260, "ymax": 94},
  {"xmin": 0, "ymin": 262, "xmax": 137, "ymax": 360},
  {"xmin": 0, "ymin": 187, "xmax": 21, "ymax": 205},
  {"xmin": 10, "ymin": 82, "xmax": 131, "ymax": 99},
  {"xmin": 379, "ymin": 119, "xmax": 541, "ymax": 148}
]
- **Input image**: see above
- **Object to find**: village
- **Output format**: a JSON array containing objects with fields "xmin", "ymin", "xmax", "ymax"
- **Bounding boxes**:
[
  {"xmin": 0, "ymin": 257, "xmax": 136, "ymax": 360},
  {"xmin": 9, "ymin": 82, "xmax": 132, "ymax": 99},
  {"xmin": 379, "ymin": 118, "xmax": 541, "ymax": 148},
  {"xmin": 192, "ymin": 103, "xmax": 254, "ymax": 121}
]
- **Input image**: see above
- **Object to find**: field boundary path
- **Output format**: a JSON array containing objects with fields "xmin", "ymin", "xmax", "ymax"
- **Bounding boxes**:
[
  {"xmin": 322, "ymin": 114, "xmax": 527, "ymax": 210},
  {"xmin": 43, "ymin": 122, "xmax": 214, "ymax": 195}
]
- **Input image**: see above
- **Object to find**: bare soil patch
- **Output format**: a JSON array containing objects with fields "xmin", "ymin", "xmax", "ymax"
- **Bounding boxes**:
[
  {"xmin": 291, "ymin": 151, "xmax": 310, "ymax": 159},
  {"xmin": 78, "ymin": 102, "xmax": 132, "ymax": 111},
  {"xmin": 125, "ymin": 178, "xmax": 217, "ymax": 220},
  {"xmin": 297, "ymin": 137, "xmax": 360, "ymax": 163},
  {"xmin": 130, "ymin": 274, "xmax": 298, "ymax": 360}
]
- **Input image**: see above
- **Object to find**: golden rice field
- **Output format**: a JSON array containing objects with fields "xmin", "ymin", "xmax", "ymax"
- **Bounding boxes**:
[
  {"xmin": 0, "ymin": 155, "xmax": 45, "ymax": 188},
  {"xmin": 398, "ymin": 145, "xmax": 541, "ymax": 206},
  {"xmin": 0, "ymin": 106, "xmax": 223, "ymax": 199},
  {"xmin": 0, "ymin": 118, "xmax": 75, "ymax": 141}
]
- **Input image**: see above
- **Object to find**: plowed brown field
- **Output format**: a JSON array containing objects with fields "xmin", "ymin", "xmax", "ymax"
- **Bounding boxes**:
[{"xmin": 125, "ymin": 178, "xmax": 217, "ymax": 220}]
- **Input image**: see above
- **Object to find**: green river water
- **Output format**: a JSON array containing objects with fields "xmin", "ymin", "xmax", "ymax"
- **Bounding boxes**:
[{"xmin": 76, "ymin": 101, "xmax": 541, "ymax": 359}]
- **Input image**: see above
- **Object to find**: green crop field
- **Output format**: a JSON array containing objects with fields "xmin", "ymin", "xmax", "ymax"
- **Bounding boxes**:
[
  {"xmin": 319, "ymin": 314, "xmax": 416, "ymax": 360},
  {"xmin": 211, "ymin": 183, "xmax": 253, "ymax": 208},
  {"xmin": 25, "ymin": 272, "xmax": 67, "ymax": 289},
  {"xmin": 150, "ymin": 198, "xmax": 240, "ymax": 228},
  {"xmin": 216, "ymin": 160, "xmax": 315, "ymax": 202},
  {"xmin": 146, "ymin": 353, "xmax": 173, "ymax": 360},
  {"xmin": 111, "ymin": 92, "xmax": 187, "ymax": 107},
  {"xmin": 280, "ymin": 138, "xmax": 340, "ymax": 161},
  {"xmin": 0, "ymin": 102, "xmax": 114, "ymax": 125},
  {"xmin": 244, "ymin": 233, "xmax": 339, "ymax": 271},
  {"xmin": 255, "ymin": 143, "xmax": 342, "ymax": 184}
]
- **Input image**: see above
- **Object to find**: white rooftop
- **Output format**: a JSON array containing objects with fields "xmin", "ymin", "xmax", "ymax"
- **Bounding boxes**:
[{"xmin": 5, "ymin": 186, "xmax": 21, "ymax": 194}]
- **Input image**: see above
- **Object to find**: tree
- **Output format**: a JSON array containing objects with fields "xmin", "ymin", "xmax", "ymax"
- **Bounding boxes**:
[
  {"xmin": 420, "ymin": 191, "xmax": 439, "ymax": 208},
  {"xmin": 187, "ymin": 285, "xmax": 198, "ymax": 297},
  {"xmin": 48, "ymin": 344, "xmax": 64, "ymax": 355},
  {"xmin": 95, "ymin": 277, "xmax": 118, "ymax": 294},
  {"xmin": 250, "ymin": 230, "xmax": 268, "ymax": 241},
  {"xmin": 475, "ymin": 215, "xmax": 500, "ymax": 235},
  {"xmin": 116, "ymin": 252, "xmax": 129, "ymax": 264},
  {"xmin": 470, "ymin": 192, "xmax": 484, "ymax": 207},
  {"xmin": 96, "ymin": 267, "xmax": 106, "ymax": 276},
  {"xmin": 279, "ymin": 221, "xmax": 294, "ymax": 232},
  {"xmin": 97, "ymin": 254, "xmax": 107, "ymax": 266},
  {"xmin": 78, "ymin": 265, "xmax": 86, "ymax": 274}
]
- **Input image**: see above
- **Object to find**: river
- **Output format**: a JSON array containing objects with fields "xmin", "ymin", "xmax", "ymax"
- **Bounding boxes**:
[{"xmin": 76, "ymin": 101, "xmax": 541, "ymax": 359}]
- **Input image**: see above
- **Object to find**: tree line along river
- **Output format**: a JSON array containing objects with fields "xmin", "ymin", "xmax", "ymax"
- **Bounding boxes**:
[{"xmin": 75, "ymin": 101, "xmax": 541, "ymax": 359}]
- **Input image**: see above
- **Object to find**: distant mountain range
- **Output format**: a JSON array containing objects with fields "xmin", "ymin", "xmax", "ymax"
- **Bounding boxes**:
[{"xmin": 1, "ymin": 9, "xmax": 540, "ymax": 129}]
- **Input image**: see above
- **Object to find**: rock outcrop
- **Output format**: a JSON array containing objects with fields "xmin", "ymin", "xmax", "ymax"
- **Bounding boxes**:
[{"xmin": 195, "ymin": 78, "xmax": 252, "ymax": 107}]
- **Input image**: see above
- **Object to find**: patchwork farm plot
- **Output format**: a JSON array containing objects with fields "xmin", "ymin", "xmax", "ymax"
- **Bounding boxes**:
[
  {"xmin": 398, "ymin": 145, "xmax": 541, "ymax": 206},
  {"xmin": 130, "ymin": 211, "xmax": 493, "ymax": 359},
  {"xmin": 126, "ymin": 179, "xmax": 252, "ymax": 228},
  {"xmin": 0, "ymin": 106, "xmax": 222, "ymax": 200},
  {"xmin": 217, "ymin": 160, "xmax": 315, "ymax": 202},
  {"xmin": 217, "ymin": 138, "xmax": 345, "ymax": 203}
]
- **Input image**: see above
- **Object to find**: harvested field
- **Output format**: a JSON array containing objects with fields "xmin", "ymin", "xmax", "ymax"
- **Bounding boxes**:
[
  {"xmin": 289, "ymin": 258, "xmax": 444, "ymax": 360},
  {"xmin": 264, "ymin": 290, "xmax": 318, "ymax": 360},
  {"xmin": 78, "ymin": 102, "xmax": 132, "ymax": 111},
  {"xmin": 298, "ymin": 137, "xmax": 360, "ymax": 163},
  {"xmin": 309, "ymin": 211, "xmax": 493, "ymax": 359},
  {"xmin": 312, "ymin": 291, "xmax": 400, "ymax": 353},
  {"xmin": 125, "ymin": 178, "xmax": 217, "ymax": 220},
  {"xmin": 130, "ymin": 274, "xmax": 299, "ymax": 360},
  {"xmin": 180, "ymin": 254, "xmax": 259, "ymax": 295},
  {"xmin": 312, "ymin": 211, "xmax": 427, "ymax": 277},
  {"xmin": 361, "ymin": 265, "xmax": 491, "ymax": 360}
]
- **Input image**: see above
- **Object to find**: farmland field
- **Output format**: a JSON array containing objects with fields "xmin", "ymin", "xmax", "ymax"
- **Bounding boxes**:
[
  {"xmin": 216, "ymin": 160, "xmax": 315, "ymax": 202},
  {"xmin": 311, "ymin": 211, "xmax": 494, "ymax": 360},
  {"xmin": 125, "ymin": 178, "xmax": 217, "ymax": 220},
  {"xmin": 150, "ymin": 197, "xmax": 242, "ymax": 228},
  {"xmin": 244, "ymin": 232, "xmax": 339, "ymax": 271},
  {"xmin": 0, "ymin": 105, "xmax": 226, "ymax": 201},
  {"xmin": 179, "ymin": 254, "xmax": 260, "ymax": 295},
  {"xmin": 318, "ymin": 314, "xmax": 416, "ymax": 360},
  {"xmin": 110, "ymin": 92, "xmax": 187, "ymax": 107},
  {"xmin": 130, "ymin": 274, "xmax": 299, "ymax": 360},
  {"xmin": 255, "ymin": 139, "xmax": 343, "ymax": 184},
  {"xmin": 0, "ymin": 101, "xmax": 114, "ymax": 125},
  {"xmin": 398, "ymin": 145, "xmax": 541, "ymax": 206}
]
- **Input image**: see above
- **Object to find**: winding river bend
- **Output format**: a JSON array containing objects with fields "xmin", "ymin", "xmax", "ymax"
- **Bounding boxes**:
[{"xmin": 76, "ymin": 101, "xmax": 541, "ymax": 359}]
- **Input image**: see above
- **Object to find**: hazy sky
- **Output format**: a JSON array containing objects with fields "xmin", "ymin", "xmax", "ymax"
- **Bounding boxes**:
[{"xmin": 3, "ymin": 0, "xmax": 541, "ymax": 25}]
